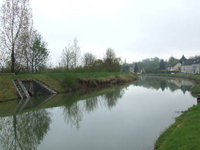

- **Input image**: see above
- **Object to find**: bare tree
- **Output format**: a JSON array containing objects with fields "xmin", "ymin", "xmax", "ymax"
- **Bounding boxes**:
[
  {"xmin": 82, "ymin": 52, "xmax": 96, "ymax": 68},
  {"xmin": 61, "ymin": 44, "xmax": 74, "ymax": 70},
  {"xmin": 104, "ymin": 48, "xmax": 116, "ymax": 63},
  {"xmin": 72, "ymin": 38, "xmax": 81, "ymax": 68},
  {"xmin": 0, "ymin": 0, "xmax": 33, "ymax": 73},
  {"xmin": 60, "ymin": 38, "xmax": 81, "ymax": 70}
]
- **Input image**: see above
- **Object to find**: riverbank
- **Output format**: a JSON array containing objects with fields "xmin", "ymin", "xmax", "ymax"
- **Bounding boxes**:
[
  {"xmin": 155, "ymin": 103, "xmax": 200, "ymax": 150},
  {"xmin": 0, "ymin": 72, "xmax": 137, "ymax": 102},
  {"xmin": 153, "ymin": 74, "xmax": 200, "ymax": 150}
]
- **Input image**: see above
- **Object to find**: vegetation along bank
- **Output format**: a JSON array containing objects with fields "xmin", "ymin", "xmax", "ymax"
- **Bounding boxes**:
[
  {"xmin": 0, "ymin": 72, "xmax": 137, "ymax": 102},
  {"xmin": 154, "ymin": 74, "xmax": 200, "ymax": 150}
]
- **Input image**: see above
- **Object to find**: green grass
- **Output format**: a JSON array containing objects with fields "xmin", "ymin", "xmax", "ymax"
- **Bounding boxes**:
[
  {"xmin": 191, "ymin": 84, "xmax": 200, "ymax": 95},
  {"xmin": 0, "ymin": 72, "xmax": 137, "ymax": 102},
  {"xmin": 155, "ymin": 105, "xmax": 200, "ymax": 150},
  {"xmin": 0, "ymin": 77, "xmax": 18, "ymax": 101},
  {"xmin": 152, "ymin": 73, "xmax": 200, "ymax": 150},
  {"xmin": 47, "ymin": 72, "xmax": 131, "ymax": 80}
]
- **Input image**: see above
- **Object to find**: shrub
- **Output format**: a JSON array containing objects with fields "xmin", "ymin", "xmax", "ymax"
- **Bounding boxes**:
[
  {"xmin": 191, "ymin": 84, "xmax": 200, "ymax": 94},
  {"xmin": 62, "ymin": 73, "xmax": 78, "ymax": 91}
]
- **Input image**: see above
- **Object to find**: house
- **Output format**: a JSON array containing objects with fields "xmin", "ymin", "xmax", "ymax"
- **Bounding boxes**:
[
  {"xmin": 192, "ymin": 58, "xmax": 200, "ymax": 74},
  {"xmin": 181, "ymin": 59, "xmax": 195, "ymax": 73},
  {"xmin": 167, "ymin": 62, "xmax": 181, "ymax": 72},
  {"xmin": 181, "ymin": 56, "xmax": 200, "ymax": 74},
  {"xmin": 167, "ymin": 55, "xmax": 200, "ymax": 74}
]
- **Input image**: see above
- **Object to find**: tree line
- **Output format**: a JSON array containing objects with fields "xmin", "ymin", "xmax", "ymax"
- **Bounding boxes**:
[
  {"xmin": 132, "ymin": 57, "xmax": 178, "ymax": 73},
  {"xmin": 132, "ymin": 56, "xmax": 198, "ymax": 74},
  {"xmin": 58, "ymin": 39, "xmax": 121, "ymax": 73},
  {"xmin": 0, "ymin": 0, "xmax": 122, "ymax": 74}
]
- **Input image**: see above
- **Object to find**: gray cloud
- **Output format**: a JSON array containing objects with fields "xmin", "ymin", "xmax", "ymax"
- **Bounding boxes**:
[{"xmin": 26, "ymin": 0, "xmax": 200, "ymax": 63}]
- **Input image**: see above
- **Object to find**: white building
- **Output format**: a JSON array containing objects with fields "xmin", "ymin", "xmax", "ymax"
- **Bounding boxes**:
[
  {"xmin": 181, "ymin": 57, "xmax": 200, "ymax": 74},
  {"xmin": 168, "ymin": 62, "xmax": 181, "ymax": 72},
  {"xmin": 192, "ymin": 58, "xmax": 200, "ymax": 74}
]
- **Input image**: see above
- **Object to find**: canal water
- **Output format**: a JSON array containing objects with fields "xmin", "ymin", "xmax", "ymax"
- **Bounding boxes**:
[{"xmin": 0, "ymin": 76, "xmax": 197, "ymax": 150}]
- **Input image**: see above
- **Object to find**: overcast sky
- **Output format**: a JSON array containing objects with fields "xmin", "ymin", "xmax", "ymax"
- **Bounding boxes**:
[{"xmin": 2, "ymin": 0, "xmax": 200, "ymax": 65}]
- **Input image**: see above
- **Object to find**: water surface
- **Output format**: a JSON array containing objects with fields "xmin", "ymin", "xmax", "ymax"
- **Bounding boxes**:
[{"xmin": 0, "ymin": 76, "xmax": 197, "ymax": 150}]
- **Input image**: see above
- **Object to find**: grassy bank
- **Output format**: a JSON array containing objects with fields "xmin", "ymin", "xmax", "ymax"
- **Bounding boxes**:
[
  {"xmin": 155, "ymin": 104, "xmax": 200, "ymax": 150},
  {"xmin": 153, "ymin": 74, "xmax": 200, "ymax": 149},
  {"xmin": 0, "ymin": 72, "xmax": 137, "ymax": 102}
]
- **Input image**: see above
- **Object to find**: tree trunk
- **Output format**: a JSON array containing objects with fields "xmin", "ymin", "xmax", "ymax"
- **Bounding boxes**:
[
  {"xmin": 26, "ymin": 61, "xmax": 30, "ymax": 73},
  {"xmin": 31, "ymin": 58, "xmax": 34, "ymax": 73},
  {"xmin": 11, "ymin": 48, "xmax": 15, "ymax": 73},
  {"xmin": 35, "ymin": 63, "xmax": 37, "ymax": 73}
]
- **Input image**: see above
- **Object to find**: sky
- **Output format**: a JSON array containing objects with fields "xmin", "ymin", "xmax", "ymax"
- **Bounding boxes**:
[{"xmin": 1, "ymin": 0, "xmax": 200, "ymax": 65}]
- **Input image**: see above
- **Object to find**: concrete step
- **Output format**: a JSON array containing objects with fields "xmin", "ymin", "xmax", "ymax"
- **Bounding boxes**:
[{"xmin": 13, "ymin": 79, "xmax": 30, "ymax": 99}]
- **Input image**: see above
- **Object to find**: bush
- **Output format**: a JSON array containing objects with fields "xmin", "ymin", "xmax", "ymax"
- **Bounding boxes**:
[
  {"xmin": 191, "ymin": 84, "xmax": 200, "ymax": 94},
  {"xmin": 62, "ymin": 73, "xmax": 78, "ymax": 91}
]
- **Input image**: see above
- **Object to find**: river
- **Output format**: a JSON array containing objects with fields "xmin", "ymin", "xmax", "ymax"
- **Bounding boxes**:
[{"xmin": 0, "ymin": 76, "xmax": 197, "ymax": 150}]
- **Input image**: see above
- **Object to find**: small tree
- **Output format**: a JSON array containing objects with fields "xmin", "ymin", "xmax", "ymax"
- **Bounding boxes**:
[
  {"xmin": 29, "ymin": 31, "xmax": 49, "ymax": 73},
  {"xmin": 134, "ymin": 63, "xmax": 139, "ymax": 73},
  {"xmin": 82, "ymin": 52, "xmax": 96, "ymax": 68},
  {"xmin": 159, "ymin": 59, "xmax": 166, "ymax": 72},
  {"xmin": 103, "ymin": 48, "xmax": 120, "ymax": 72},
  {"xmin": 167, "ymin": 56, "xmax": 179, "ymax": 68},
  {"xmin": 60, "ymin": 44, "xmax": 74, "ymax": 71},
  {"xmin": 72, "ymin": 38, "xmax": 81, "ymax": 68},
  {"xmin": 104, "ymin": 48, "xmax": 116, "ymax": 63},
  {"xmin": 94, "ymin": 59, "xmax": 103, "ymax": 71}
]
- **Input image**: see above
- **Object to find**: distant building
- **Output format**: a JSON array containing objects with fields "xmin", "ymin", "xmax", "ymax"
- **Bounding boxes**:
[
  {"xmin": 167, "ymin": 55, "xmax": 200, "ymax": 74},
  {"xmin": 181, "ymin": 56, "xmax": 200, "ymax": 74},
  {"xmin": 192, "ymin": 58, "xmax": 200, "ymax": 74},
  {"xmin": 167, "ymin": 62, "xmax": 181, "ymax": 72}
]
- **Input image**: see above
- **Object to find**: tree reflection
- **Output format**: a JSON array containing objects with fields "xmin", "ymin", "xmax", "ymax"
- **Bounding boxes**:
[
  {"xmin": 135, "ymin": 76, "xmax": 194, "ymax": 93},
  {"xmin": 62, "ymin": 102, "xmax": 83, "ymax": 130},
  {"xmin": 103, "ymin": 88, "xmax": 125, "ymax": 109},
  {"xmin": 160, "ymin": 80, "xmax": 166, "ymax": 91},
  {"xmin": 62, "ymin": 87, "xmax": 125, "ymax": 129},
  {"xmin": 0, "ymin": 109, "xmax": 51, "ymax": 150},
  {"xmin": 85, "ymin": 96, "xmax": 100, "ymax": 113}
]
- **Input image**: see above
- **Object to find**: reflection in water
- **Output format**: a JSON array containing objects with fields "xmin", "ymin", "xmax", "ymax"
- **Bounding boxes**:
[
  {"xmin": 0, "ymin": 110, "xmax": 51, "ymax": 150},
  {"xmin": 62, "ymin": 87, "xmax": 125, "ymax": 129},
  {"xmin": 135, "ymin": 76, "xmax": 194, "ymax": 94},
  {"xmin": 103, "ymin": 87, "xmax": 125, "ymax": 109},
  {"xmin": 63, "ymin": 102, "xmax": 83, "ymax": 130},
  {"xmin": 14, "ymin": 94, "xmax": 56, "ymax": 114},
  {"xmin": 0, "ymin": 77, "xmax": 196, "ymax": 150}
]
